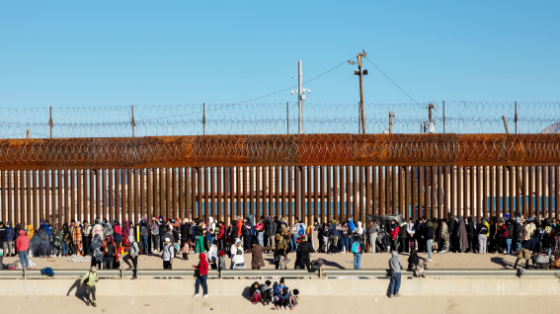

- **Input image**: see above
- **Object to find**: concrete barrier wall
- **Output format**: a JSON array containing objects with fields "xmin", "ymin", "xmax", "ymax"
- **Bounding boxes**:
[{"xmin": 0, "ymin": 277, "xmax": 559, "ymax": 296}]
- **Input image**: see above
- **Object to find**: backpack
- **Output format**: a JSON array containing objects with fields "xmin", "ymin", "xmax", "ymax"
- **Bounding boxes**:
[
  {"xmin": 38, "ymin": 226, "xmax": 48, "ymax": 240},
  {"xmin": 298, "ymin": 225, "xmax": 305, "ymax": 236},
  {"xmin": 351, "ymin": 242, "xmax": 362, "ymax": 254}
]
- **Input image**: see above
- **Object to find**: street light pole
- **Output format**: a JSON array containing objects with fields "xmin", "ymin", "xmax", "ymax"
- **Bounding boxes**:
[{"xmin": 298, "ymin": 60, "xmax": 304, "ymax": 135}]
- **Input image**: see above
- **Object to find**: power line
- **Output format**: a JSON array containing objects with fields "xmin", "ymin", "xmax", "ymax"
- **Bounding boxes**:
[
  {"xmin": 363, "ymin": 56, "xmax": 420, "ymax": 106},
  {"xmin": 236, "ymin": 60, "xmax": 348, "ymax": 104}
]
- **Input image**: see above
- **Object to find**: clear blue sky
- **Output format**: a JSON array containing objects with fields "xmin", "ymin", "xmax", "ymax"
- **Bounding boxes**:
[{"xmin": 1, "ymin": 0, "xmax": 559, "ymax": 108}]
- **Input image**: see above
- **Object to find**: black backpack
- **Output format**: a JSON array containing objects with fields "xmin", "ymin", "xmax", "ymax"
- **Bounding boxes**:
[{"xmin": 38, "ymin": 226, "xmax": 48, "ymax": 240}]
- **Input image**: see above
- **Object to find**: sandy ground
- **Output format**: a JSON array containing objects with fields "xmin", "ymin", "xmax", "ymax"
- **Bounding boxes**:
[
  {"xmin": 0, "ymin": 295, "xmax": 556, "ymax": 314},
  {"xmin": 1, "ymin": 250, "xmax": 520, "ymax": 270}
]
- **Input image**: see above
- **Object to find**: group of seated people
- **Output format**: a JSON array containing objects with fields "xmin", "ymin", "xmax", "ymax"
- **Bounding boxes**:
[{"xmin": 248, "ymin": 277, "xmax": 299, "ymax": 310}]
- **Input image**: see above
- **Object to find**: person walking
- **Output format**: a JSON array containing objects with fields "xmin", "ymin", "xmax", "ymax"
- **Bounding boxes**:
[
  {"xmin": 123, "ymin": 233, "xmax": 139, "ymax": 279},
  {"xmin": 81, "ymin": 266, "xmax": 99, "ymax": 307},
  {"xmin": 351, "ymin": 233, "xmax": 365, "ymax": 269},
  {"xmin": 367, "ymin": 220, "xmax": 379, "ymax": 253},
  {"xmin": 16, "ymin": 229, "xmax": 30, "ymax": 269},
  {"xmin": 388, "ymin": 251, "xmax": 403, "ymax": 298},
  {"xmin": 296, "ymin": 239, "xmax": 312, "ymax": 271},
  {"xmin": 162, "ymin": 238, "xmax": 174, "ymax": 270},
  {"xmin": 193, "ymin": 253, "xmax": 209, "ymax": 298},
  {"xmin": 514, "ymin": 236, "xmax": 540, "ymax": 269}
]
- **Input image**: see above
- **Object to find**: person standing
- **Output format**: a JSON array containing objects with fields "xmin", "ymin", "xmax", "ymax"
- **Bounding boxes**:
[
  {"xmin": 426, "ymin": 218, "xmax": 438, "ymax": 261},
  {"xmin": 0, "ymin": 222, "xmax": 4, "ymax": 266},
  {"xmin": 102, "ymin": 235, "xmax": 116, "ymax": 269},
  {"xmin": 123, "ymin": 233, "xmax": 139, "ymax": 279},
  {"xmin": 162, "ymin": 238, "xmax": 174, "ymax": 270},
  {"xmin": 329, "ymin": 220, "xmax": 340, "ymax": 255},
  {"xmin": 37, "ymin": 219, "xmax": 51, "ymax": 257},
  {"xmin": 71, "ymin": 220, "xmax": 83, "ymax": 257},
  {"xmin": 477, "ymin": 218, "xmax": 489, "ymax": 254},
  {"xmin": 390, "ymin": 220, "xmax": 400, "ymax": 252},
  {"xmin": 457, "ymin": 216, "xmax": 468, "ymax": 253},
  {"xmin": 112, "ymin": 220, "xmax": 122, "ymax": 249},
  {"xmin": 193, "ymin": 253, "xmax": 209, "ymax": 298},
  {"xmin": 151, "ymin": 217, "xmax": 160, "ymax": 254},
  {"xmin": 367, "ymin": 220, "xmax": 379, "ymax": 253},
  {"xmin": 80, "ymin": 266, "xmax": 99, "ymax": 307},
  {"xmin": 3, "ymin": 222, "xmax": 14, "ymax": 257},
  {"xmin": 245, "ymin": 238, "xmax": 275, "ymax": 270},
  {"xmin": 265, "ymin": 216, "xmax": 277, "ymax": 250},
  {"xmin": 398, "ymin": 221, "xmax": 409, "ymax": 253},
  {"xmin": 388, "ymin": 251, "xmax": 403, "ymax": 298},
  {"xmin": 295, "ymin": 239, "xmax": 312, "ymax": 271},
  {"xmin": 90, "ymin": 234, "xmax": 103, "ymax": 269},
  {"xmin": 139, "ymin": 220, "xmax": 149, "ymax": 254},
  {"xmin": 16, "ymin": 229, "xmax": 30, "ymax": 269},
  {"xmin": 82, "ymin": 221, "xmax": 92, "ymax": 256}
]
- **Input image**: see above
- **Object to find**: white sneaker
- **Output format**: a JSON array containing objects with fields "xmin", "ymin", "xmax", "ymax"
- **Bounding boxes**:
[
  {"xmin": 193, "ymin": 293, "xmax": 200, "ymax": 298},
  {"xmin": 203, "ymin": 294, "xmax": 208, "ymax": 299}
]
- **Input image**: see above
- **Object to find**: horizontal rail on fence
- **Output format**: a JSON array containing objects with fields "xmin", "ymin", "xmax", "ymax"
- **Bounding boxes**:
[
  {"xmin": 0, "ymin": 269, "xmax": 557, "ymax": 279},
  {"xmin": 2, "ymin": 134, "xmax": 560, "ymax": 169}
]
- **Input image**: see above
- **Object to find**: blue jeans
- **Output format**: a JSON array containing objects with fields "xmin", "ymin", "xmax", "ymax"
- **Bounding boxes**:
[
  {"xmin": 195, "ymin": 275, "xmax": 208, "ymax": 295},
  {"xmin": 354, "ymin": 253, "xmax": 362, "ymax": 269},
  {"xmin": 141, "ymin": 236, "xmax": 149, "ymax": 253},
  {"xmin": 515, "ymin": 241, "xmax": 522, "ymax": 253},
  {"xmin": 389, "ymin": 272, "xmax": 401, "ymax": 295},
  {"xmin": 41, "ymin": 240, "xmax": 50, "ymax": 257},
  {"xmin": 340, "ymin": 237, "xmax": 349, "ymax": 252},
  {"xmin": 62, "ymin": 242, "xmax": 69, "ymax": 255},
  {"xmin": 427, "ymin": 239, "xmax": 433, "ymax": 260},
  {"xmin": 19, "ymin": 251, "xmax": 29, "ymax": 268},
  {"xmin": 505, "ymin": 239, "xmax": 512, "ymax": 254},
  {"xmin": 257, "ymin": 232, "xmax": 264, "ymax": 247},
  {"xmin": 291, "ymin": 234, "xmax": 298, "ymax": 252}
]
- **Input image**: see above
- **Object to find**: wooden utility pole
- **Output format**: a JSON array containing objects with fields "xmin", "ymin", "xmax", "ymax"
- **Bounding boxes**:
[
  {"xmin": 48, "ymin": 106, "xmax": 53, "ymax": 138},
  {"xmin": 131, "ymin": 106, "xmax": 136, "ymax": 137}
]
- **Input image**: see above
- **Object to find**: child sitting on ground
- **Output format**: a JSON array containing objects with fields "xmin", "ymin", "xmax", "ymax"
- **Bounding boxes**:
[
  {"xmin": 261, "ymin": 280, "xmax": 273, "ymax": 306},
  {"xmin": 289, "ymin": 289, "xmax": 299, "ymax": 309},
  {"xmin": 274, "ymin": 287, "xmax": 290, "ymax": 310},
  {"xmin": 249, "ymin": 281, "xmax": 261, "ymax": 304}
]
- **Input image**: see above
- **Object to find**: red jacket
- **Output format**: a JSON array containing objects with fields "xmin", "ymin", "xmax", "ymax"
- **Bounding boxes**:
[
  {"xmin": 390, "ymin": 226, "xmax": 400, "ymax": 240},
  {"xmin": 217, "ymin": 226, "xmax": 225, "ymax": 239},
  {"xmin": 195, "ymin": 253, "xmax": 209, "ymax": 276},
  {"xmin": 237, "ymin": 219, "xmax": 243, "ymax": 236},
  {"xmin": 16, "ymin": 230, "xmax": 30, "ymax": 252}
]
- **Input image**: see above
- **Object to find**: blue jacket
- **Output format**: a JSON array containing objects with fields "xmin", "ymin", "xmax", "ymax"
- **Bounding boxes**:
[
  {"xmin": 330, "ymin": 224, "xmax": 340, "ymax": 237},
  {"xmin": 4, "ymin": 223, "xmax": 14, "ymax": 241},
  {"xmin": 39, "ymin": 223, "xmax": 52, "ymax": 237},
  {"xmin": 347, "ymin": 219, "xmax": 356, "ymax": 232}
]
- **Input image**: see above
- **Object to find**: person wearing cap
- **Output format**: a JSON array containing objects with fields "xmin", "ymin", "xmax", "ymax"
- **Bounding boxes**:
[
  {"xmin": 81, "ymin": 266, "xmax": 100, "ymax": 307},
  {"xmin": 162, "ymin": 237, "xmax": 174, "ymax": 269}
]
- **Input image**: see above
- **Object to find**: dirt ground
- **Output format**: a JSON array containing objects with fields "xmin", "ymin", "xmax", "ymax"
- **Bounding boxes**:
[
  {"xmin": 1, "ymin": 250, "xmax": 520, "ymax": 270},
  {"xmin": 0, "ymin": 295, "xmax": 555, "ymax": 314}
]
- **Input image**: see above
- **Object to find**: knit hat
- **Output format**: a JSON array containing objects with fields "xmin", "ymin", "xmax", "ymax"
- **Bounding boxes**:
[
  {"xmin": 165, "ymin": 238, "xmax": 170, "ymax": 243},
  {"xmin": 91, "ymin": 266, "xmax": 97, "ymax": 272}
]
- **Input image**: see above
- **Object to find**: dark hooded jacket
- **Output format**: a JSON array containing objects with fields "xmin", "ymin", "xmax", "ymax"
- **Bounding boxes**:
[
  {"xmin": 457, "ymin": 216, "xmax": 468, "ymax": 252},
  {"xmin": 265, "ymin": 217, "xmax": 277, "ymax": 236}
]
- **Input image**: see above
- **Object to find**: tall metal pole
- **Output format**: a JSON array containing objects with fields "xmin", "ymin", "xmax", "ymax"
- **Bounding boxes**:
[
  {"xmin": 443, "ymin": 101, "xmax": 446, "ymax": 134},
  {"xmin": 202, "ymin": 103, "xmax": 206, "ymax": 136},
  {"xmin": 298, "ymin": 61, "xmax": 303, "ymax": 135},
  {"xmin": 286, "ymin": 102, "xmax": 289, "ymax": 135},
  {"xmin": 357, "ymin": 54, "xmax": 366, "ymax": 134},
  {"xmin": 514, "ymin": 101, "xmax": 518, "ymax": 134}
]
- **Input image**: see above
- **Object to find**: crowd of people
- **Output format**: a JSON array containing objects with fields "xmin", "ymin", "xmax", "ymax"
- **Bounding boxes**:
[{"xmin": 1, "ymin": 211, "xmax": 558, "ymax": 305}]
